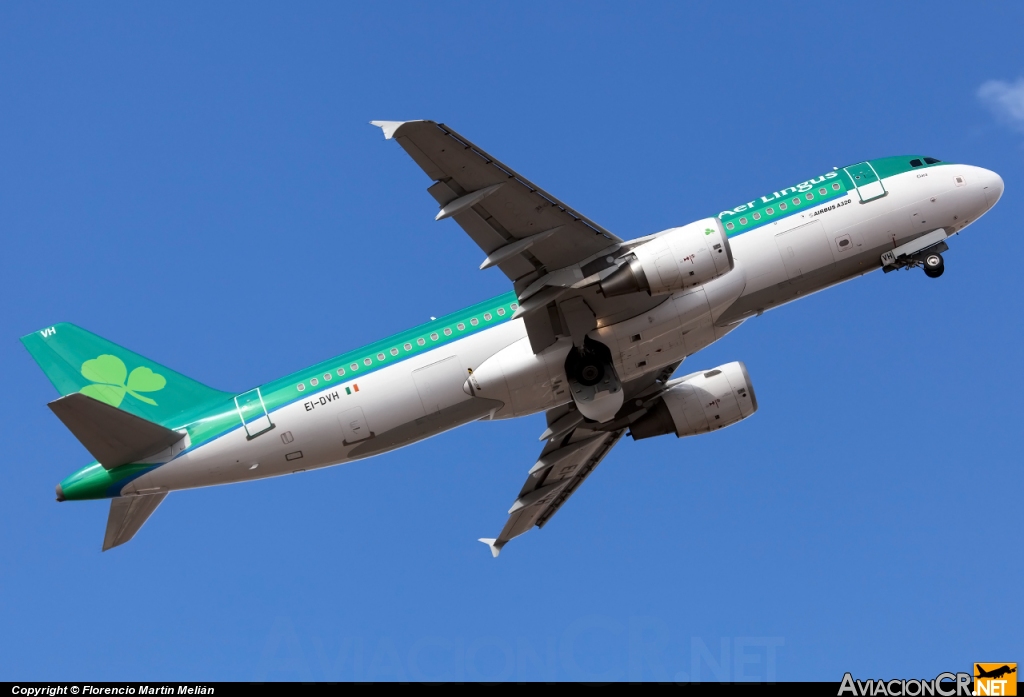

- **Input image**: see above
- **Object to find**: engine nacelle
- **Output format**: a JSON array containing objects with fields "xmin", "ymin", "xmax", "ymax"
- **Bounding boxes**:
[
  {"xmin": 630, "ymin": 361, "xmax": 757, "ymax": 440},
  {"xmin": 601, "ymin": 217, "xmax": 733, "ymax": 297}
]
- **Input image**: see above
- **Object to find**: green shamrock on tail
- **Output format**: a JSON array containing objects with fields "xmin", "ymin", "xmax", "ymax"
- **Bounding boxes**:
[{"xmin": 79, "ymin": 354, "xmax": 166, "ymax": 407}]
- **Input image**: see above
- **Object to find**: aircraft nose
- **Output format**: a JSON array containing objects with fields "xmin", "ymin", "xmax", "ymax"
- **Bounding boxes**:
[{"xmin": 982, "ymin": 168, "xmax": 1004, "ymax": 208}]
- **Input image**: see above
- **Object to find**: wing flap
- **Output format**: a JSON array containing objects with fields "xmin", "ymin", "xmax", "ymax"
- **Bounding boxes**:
[{"xmin": 102, "ymin": 493, "xmax": 167, "ymax": 551}]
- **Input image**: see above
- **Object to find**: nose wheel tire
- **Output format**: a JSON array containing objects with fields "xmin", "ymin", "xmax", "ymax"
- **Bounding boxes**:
[{"xmin": 923, "ymin": 253, "xmax": 944, "ymax": 278}]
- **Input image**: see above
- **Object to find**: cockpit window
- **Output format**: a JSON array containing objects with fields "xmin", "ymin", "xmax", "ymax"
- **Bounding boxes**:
[
  {"xmin": 923, "ymin": 157, "xmax": 941, "ymax": 164},
  {"xmin": 910, "ymin": 159, "xmax": 923, "ymax": 167}
]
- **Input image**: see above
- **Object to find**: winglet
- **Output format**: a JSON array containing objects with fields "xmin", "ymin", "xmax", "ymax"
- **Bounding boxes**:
[
  {"xmin": 369, "ymin": 121, "xmax": 406, "ymax": 140},
  {"xmin": 478, "ymin": 537, "xmax": 503, "ymax": 558}
]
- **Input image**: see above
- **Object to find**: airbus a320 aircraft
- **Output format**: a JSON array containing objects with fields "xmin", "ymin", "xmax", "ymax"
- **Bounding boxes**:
[{"xmin": 23, "ymin": 121, "xmax": 1004, "ymax": 554}]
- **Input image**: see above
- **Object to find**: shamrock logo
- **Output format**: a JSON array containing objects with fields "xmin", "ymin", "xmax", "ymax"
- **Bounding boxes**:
[
  {"xmin": 705, "ymin": 228, "xmax": 715, "ymax": 235},
  {"xmin": 79, "ymin": 354, "xmax": 166, "ymax": 408}
]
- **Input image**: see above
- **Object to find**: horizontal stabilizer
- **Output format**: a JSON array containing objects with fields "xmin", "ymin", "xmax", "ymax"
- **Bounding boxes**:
[
  {"xmin": 103, "ymin": 493, "xmax": 166, "ymax": 551},
  {"xmin": 49, "ymin": 393, "xmax": 183, "ymax": 469}
]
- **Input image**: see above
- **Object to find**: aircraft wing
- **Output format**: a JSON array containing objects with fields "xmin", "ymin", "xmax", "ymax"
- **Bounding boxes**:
[
  {"xmin": 479, "ymin": 414, "xmax": 625, "ymax": 557},
  {"xmin": 371, "ymin": 120, "xmax": 621, "ymax": 279},
  {"xmin": 479, "ymin": 362, "xmax": 680, "ymax": 556},
  {"xmin": 372, "ymin": 120, "xmax": 665, "ymax": 353}
]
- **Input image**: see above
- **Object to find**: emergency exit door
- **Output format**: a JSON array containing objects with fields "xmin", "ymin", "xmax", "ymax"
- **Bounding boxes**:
[{"xmin": 843, "ymin": 161, "xmax": 886, "ymax": 203}]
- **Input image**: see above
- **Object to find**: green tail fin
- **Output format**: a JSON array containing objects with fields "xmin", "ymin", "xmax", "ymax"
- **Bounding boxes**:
[{"xmin": 21, "ymin": 323, "xmax": 230, "ymax": 427}]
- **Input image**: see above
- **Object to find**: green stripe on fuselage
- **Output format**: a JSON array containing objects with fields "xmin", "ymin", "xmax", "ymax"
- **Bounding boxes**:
[
  {"xmin": 718, "ymin": 156, "xmax": 948, "ymax": 237},
  {"xmin": 719, "ymin": 170, "xmax": 848, "ymax": 236},
  {"xmin": 59, "ymin": 291, "xmax": 521, "ymax": 500}
]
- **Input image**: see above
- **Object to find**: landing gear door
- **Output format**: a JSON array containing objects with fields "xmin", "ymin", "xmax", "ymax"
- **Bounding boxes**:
[
  {"xmin": 234, "ymin": 388, "xmax": 274, "ymax": 439},
  {"xmin": 843, "ymin": 162, "xmax": 886, "ymax": 203}
]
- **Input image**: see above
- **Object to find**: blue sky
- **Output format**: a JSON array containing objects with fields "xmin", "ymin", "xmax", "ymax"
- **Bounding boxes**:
[{"xmin": 1, "ymin": 2, "xmax": 1021, "ymax": 681}]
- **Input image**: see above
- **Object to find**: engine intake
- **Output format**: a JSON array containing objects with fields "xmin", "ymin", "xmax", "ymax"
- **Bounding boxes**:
[
  {"xmin": 601, "ymin": 217, "xmax": 733, "ymax": 297},
  {"xmin": 630, "ymin": 361, "xmax": 757, "ymax": 440}
]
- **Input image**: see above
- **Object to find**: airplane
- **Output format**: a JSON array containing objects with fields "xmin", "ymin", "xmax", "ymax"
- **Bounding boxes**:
[
  {"xmin": 976, "ymin": 665, "xmax": 1017, "ymax": 680},
  {"xmin": 21, "ymin": 120, "xmax": 1004, "ymax": 555}
]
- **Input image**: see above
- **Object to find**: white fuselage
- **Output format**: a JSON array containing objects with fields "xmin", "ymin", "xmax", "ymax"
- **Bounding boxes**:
[{"xmin": 122, "ymin": 164, "xmax": 1001, "ymax": 496}]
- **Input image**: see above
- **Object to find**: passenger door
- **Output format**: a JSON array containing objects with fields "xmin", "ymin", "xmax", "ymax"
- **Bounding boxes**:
[{"xmin": 843, "ymin": 161, "xmax": 886, "ymax": 203}]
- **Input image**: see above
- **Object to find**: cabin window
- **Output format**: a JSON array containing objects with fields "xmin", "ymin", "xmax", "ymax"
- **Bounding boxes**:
[
  {"xmin": 497, "ymin": 307, "xmax": 506, "ymax": 316},
  {"xmin": 792, "ymin": 197, "xmax": 801, "ymax": 205},
  {"xmin": 818, "ymin": 188, "xmax": 827, "ymax": 195},
  {"xmin": 833, "ymin": 182, "xmax": 841, "ymax": 190},
  {"xmin": 739, "ymin": 217, "xmax": 747, "ymax": 225},
  {"xmin": 417, "ymin": 338, "xmax": 426, "ymax": 346},
  {"xmin": 910, "ymin": 159, "xmax": 923, "ymax": 167},
  {"xmin": 779, "ymin": 202, "xmax": 787, "ymax": 210},
  {"xmin": 324, "ymin": 373, "xmax": 332, "ymax": 381},
  {"xmin": 924, "ymin": 157, "xmax": 941, "ymax": 164},
  {"xmin": 350, "ymin": 363, "xmax": 359, "ymax": 371},
  {"xmin": 470, "ymin": 318, "xmax": 479, "ymax": 326},
  {"xmin": 310, "ymin": 377, "xmax": 318, "ymax": 386},
  {"xmin": 484, "ymin": 312, "xmax": 493, "ymax": 320},
  {"xmin": 766, "ymin": 207, "xmax": 774, "ymax": 215},
  {"xmin": 805, "ymin": 193, "xmax": 814, "ymax": 200},
  {"xmin": 430, "ymin": 332, "xmax": 439, "ymax": 341},
  {"xmin": 752, "ymin": 212, "xmax": 761, "ymax": 220},
  {"xmin": 337, "ymin": 367, "xmax": 345, "ymax": 376},
  {"xmin": 443, "ymin": 328, "xmax": 452, "ymax": 336},
  {"xmin": 297, "ymin": 383, "xmax": 305, "ymax": 392},
  {"xmin": 363, "ymin": 358, "xmax": 372, "ymax": 366},
  {"xmin": 510, "ymin": 303, "xmax": 519, "ymax": 310},
  {"xmin": 390, "ymin": 348, "xmax": 399, "ymax": 356},
  {"xmin": 376, "ymin": 353, "xmax": 385, "ymax": 361},
  {"xmin": 726, "ymin": 222, "xmax": 735, "ymax": 230},
  {"xmin": 404, "ymin": 343, "xmax": 412, "ymax": 351},
  {"xmin": 457, "ymin": 323, "xmax": 465, "ymax": 331}
]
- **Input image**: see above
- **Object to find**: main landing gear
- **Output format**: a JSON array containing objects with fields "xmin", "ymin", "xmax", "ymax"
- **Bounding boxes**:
[
  {"xmin": 564, "ymin": 338, "xmax": 623, "ymax": 423},
  {"xmin": 923, "ymin": 252, "xmax": 944, "ymax": 278}
]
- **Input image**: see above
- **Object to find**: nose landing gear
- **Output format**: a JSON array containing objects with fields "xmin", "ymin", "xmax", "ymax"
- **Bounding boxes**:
[{"xmin": 923, "ymin": 253, "xmax": 944, "ymax": 278}]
